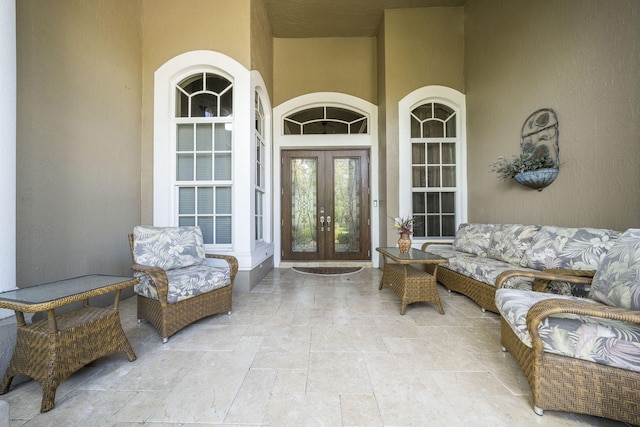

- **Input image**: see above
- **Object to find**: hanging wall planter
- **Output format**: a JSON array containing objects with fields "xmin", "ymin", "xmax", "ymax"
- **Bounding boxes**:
[
  {"xmin": 514, "ymin": 167, "xmax": 559, "ymax": 191},
  {"xmin": 491, "ymin": 108, "xmax": 560, "ymax": 191}
]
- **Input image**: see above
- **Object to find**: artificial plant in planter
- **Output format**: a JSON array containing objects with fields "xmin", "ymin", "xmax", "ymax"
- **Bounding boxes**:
[{"xmin": 393, "ymin": 215, "xmax": 414, "ymax": 253}]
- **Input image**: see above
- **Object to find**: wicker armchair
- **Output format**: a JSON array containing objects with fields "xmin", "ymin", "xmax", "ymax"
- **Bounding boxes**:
[
  {"xmin": 494, "ymin": 229, "xmax": 640, "ymax": 424},
  {"xmin": 129, "ymin": 226, "xmax": 238, "ymax": 343}
]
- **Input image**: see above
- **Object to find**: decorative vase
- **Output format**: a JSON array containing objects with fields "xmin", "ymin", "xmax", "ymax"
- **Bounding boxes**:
[
  {"xmin": 514, "ymin": 168, "xmax": 559, "ymax": 191},
  {"xmin": 398, "ymin": 233, "xmax": 412, "ymax": 253}
]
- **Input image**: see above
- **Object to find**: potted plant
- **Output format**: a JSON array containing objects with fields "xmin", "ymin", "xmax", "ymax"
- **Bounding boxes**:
[
  {"xmin": 393, "ymin": 215, "xmax": 414, "ymax": 253},
  {"xmin": 491, "ymin": 144, "xmax": 558, "ymax": 191}
]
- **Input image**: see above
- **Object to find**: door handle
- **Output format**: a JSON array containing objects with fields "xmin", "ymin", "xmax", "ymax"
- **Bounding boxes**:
[
  {"xmin": 320, "ymin": 215, "xmax": 325, "ymax": 231},
  {"xmin": 326, "ymin": 215, "xmax": 331, "ymax": 231}
]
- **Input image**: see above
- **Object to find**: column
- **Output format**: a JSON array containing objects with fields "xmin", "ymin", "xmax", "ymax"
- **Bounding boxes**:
[{"xmin": 0, "ymin": 0, "xmax": 16, "ymax": 302}]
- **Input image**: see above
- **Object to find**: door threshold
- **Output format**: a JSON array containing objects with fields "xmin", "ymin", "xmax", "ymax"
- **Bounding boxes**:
[{"xmin": 280, "ymin": 261, "xmax": 372, "ymax": 269}]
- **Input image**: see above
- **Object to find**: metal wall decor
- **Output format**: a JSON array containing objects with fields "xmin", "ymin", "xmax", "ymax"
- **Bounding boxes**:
[{"xmin": 515, "ymin": 108, "xmax": 560, "ymax": 191}]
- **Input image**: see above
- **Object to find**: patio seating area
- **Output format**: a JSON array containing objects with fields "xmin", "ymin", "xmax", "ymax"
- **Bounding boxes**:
[{"xmin": 1, "ymin": 268, "xmax": 630, "ymax": 426}]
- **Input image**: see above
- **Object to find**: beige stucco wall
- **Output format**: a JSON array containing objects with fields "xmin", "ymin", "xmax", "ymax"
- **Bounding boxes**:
[
  {"xmin": 16, "ymin": 0, "xmax": 142, "ymax": 286},
  {"xmin": 381, "ymin": 7, "xmax": 464, "ymax": 245},
  {"xmin": 464, "ymin": 0, "xmax": 640, "ymax": 230},
  {"xmin": 139, "ymin": 0, "xmax": 254, "ymax": 223},
  {"xmin": 251, "ymin": 0, "xmax": 274, "ymax": 99},
  {"xmin": 272, "ymin": 37, "xmax": 377, "ymax": 106}
]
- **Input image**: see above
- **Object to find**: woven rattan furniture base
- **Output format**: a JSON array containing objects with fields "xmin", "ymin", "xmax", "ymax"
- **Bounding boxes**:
[
  {"xmin": 501, "ymin": 319, "xmax": 640, "ymax": 424},
  {"xmin": 379, "ymin": 263, "xmax": 444, "ymax": 315},
  {"xmin": 0, "ymin": 276, "xmax": 137, "ymax": 412},
  {"xmin": 436, "ymin": 266, "xmax": 498, "ymax": 313},
  {"xmin": 137, "ymin": 283, "xmax": 233, "ymax": 342}
]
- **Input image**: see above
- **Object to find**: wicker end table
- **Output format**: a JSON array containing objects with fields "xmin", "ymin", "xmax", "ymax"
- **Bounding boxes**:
[
  {"xmin": 0, "ymin": 275, "xmax": 138, "ymax": 412},
  {"xmin": 376, "ymin": 247, "xmax": 448, "ymax": 315}
]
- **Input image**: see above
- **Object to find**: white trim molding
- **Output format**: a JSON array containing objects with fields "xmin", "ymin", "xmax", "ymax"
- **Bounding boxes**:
[{"xmin": 273, "ymin": 92, "xmax": 379, "ymax": 267}]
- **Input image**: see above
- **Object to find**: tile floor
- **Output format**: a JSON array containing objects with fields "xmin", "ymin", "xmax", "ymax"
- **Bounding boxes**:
[{"xmin": 2, "ymin": 268, "xmax": 632, "ymax": 426}]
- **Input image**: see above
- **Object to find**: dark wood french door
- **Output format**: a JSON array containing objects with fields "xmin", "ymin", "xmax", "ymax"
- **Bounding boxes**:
[{"xmin": 281, "ymin": 149, "xmax": 370, "ymax": 261}]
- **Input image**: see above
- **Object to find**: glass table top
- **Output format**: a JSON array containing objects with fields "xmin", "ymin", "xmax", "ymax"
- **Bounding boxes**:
[
  {"xmin": 0, "ymin": 275, "xmax": 135, "ymax": 306},
  {"xmin": 376, "ymin": 247, "xmax": 447, "ymax": 263}
]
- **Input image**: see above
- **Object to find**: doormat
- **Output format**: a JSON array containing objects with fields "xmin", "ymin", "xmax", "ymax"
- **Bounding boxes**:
[{"xmin": 291, "ymin": 266, "xmax": 363, "ymax": 276}]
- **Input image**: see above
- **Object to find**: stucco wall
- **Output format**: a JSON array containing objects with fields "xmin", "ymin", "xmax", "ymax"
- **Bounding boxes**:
[
  {"xmin": 381, "ymin": 7, "xmax": 465, "ymax": 245},
  {"xmin": 273, "ymin": 37, "xmax": 377, "ymax": 106},
  {"xmin": 251, "ymin": 0, "xmax": 274, "ymax": 99},
  {"xmin": 16, "ymin": 0, "xmax": 142, "ymax": 286},
  {"xmin": 139, "ymin": 0, "xmax": 253, "ymax": 223},
  {"xmin": 464, "ymin": 0, "xmax": 640, "ymax": 230}
]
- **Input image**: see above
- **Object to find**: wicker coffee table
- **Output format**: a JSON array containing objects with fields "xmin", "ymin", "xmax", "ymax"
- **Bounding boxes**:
[
  {"xmin": 376, "ymin": 247, "xmax": 447, "ymax": 315},
  {"xmin": 0, "ymin": 275, "xmax": 138, "ymax": 412}
]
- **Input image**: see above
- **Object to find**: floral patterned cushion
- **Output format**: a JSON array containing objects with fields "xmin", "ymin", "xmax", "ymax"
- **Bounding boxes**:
[
  {"xmin": 421, "ymin": 244, "xmax": 460, "ymax": 260},
  {"xmin": 445, "ymin": 256, "xmax": 538, "ymax": 289},
  {"xmin": 133, "ymin": 226, "xmax": 205, "ymax": 270},
  {"xmin": 452, "ymin": 223, "xmax": 495, "ymax": 257},
  {"xmin": 496, "ymin": 288, "xmax": 640, "ymax": 373},
  {"xmin": 134, "ymin": 264, "xmax": 230, "ymax": 304},
  {"xmin": 590, "ymin": 229, "xmax": 640, "ymax": 311},
  {"xmin": 487, "ymin": 224, "xmax": 540, "ymax": 266},
  {"xmin": 522, "ymin": 226, "xmax": 620, "ymax": 271}
]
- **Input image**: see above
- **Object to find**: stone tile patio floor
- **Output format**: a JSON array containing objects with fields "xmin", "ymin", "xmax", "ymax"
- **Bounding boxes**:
[{"xmin": 1, "ymin": 268, "xmax": 631, "ymax": 426}]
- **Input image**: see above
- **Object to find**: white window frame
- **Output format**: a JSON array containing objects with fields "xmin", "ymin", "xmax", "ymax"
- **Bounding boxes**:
[
  {"xmin": 255, "ymin": 90, "xmax": 265, "ymax": 243},
  {"xmin": 398, "ymin": 86, "xmax": 467, "ymax": 242},
  {"xmin": 154, "ymin": 51, "xmax": 268, "ymax": 268}
]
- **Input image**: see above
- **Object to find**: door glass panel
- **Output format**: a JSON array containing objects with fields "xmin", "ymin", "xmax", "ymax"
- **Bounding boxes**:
[
  {"xmin": 291, "ymin": 158, "xmax": 317, "ymax": 253},
  {"xmin": 333, "ymin": 158, "xmax": 360, "ymax": 253}
]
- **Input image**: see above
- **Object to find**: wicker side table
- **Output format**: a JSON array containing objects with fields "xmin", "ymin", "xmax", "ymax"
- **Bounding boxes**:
[
  {"xmin": 376, "ymin": 247, "xmax": 447, "ymax": 315},
  {"xmin": 0, "ymin": 275, "xmax": 138, "ymax": 412}
]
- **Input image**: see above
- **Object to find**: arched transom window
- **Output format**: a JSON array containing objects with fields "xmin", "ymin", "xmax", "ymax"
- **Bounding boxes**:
[
  {"xmin": 176, "ymin": 72, "xmax": 233, "ymax": 117},
  {"xmin": 283, "ymin": 106, "xmax": 367, "ymax": 135}
]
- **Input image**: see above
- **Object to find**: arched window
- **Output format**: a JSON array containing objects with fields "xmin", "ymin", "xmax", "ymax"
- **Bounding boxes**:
[
  {"xmin": 173, "ymin": 72, "xmax": 233, "ymax": 245},
  {"xmin": 410, "ymin": 102, "xmax": 457, "ymax": 237},
  {"xmin": 399, "ymin": 86, "xmax": 467, "ymax": 240},
  {"xmin": 155, "ymin": 52, "xmax": 274, "ymax": 281},
  {"xmin": 283, "ymin": 106, "xmax": 368, "ymax": 135}
]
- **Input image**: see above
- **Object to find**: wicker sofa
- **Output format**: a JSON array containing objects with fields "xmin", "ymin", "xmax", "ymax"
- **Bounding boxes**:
[
  {"xmin": 129, "ymin": 225, "xmax": 238, "ymax": 343},
  {"xmin": 494, "ymin": 228, "xmax": 640, "ymax": 424},
  {"xmin": 421, "ymin": 223, "xmax": 621, "ymax": 313}
]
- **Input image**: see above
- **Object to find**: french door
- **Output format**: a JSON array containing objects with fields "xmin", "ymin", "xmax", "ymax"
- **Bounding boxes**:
[{"xmin": 281, "ymin": 149, "xmax": 370, "ymax": 261}]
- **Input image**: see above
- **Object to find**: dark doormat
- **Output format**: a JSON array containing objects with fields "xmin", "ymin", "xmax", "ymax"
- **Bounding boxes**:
[{"xmin": 291, "ymin": 266, "xmax": 363, "ymax": 276}]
